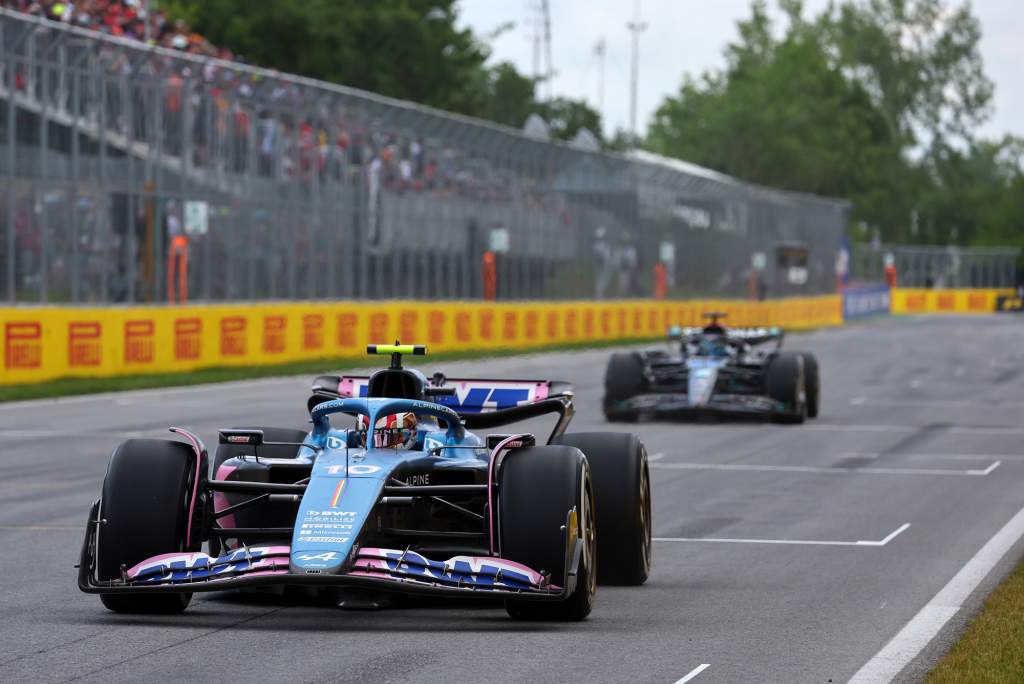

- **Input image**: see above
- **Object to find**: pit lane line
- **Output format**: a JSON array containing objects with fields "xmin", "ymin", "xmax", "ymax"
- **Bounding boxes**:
[
  {"xmin": 849, "ymin": 504, "xmax": 1024, "ymax": 683},
  {"xmin": 654, "ymin": 523, "xmax": 911, "ymax": 548}
]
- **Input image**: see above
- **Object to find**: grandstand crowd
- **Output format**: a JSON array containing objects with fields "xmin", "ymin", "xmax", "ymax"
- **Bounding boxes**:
[
  {"xmin": 1, "ymin": 0, "xmax": 231, "ymax": 59},
  {"xmin": 1, "ymin": 0, "xmax": 561, "ymax": 207}
]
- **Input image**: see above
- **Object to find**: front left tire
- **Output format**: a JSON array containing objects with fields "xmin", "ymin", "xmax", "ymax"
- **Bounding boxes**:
[
  {"xmin": 499, "ymin": 445, "xmax": 596, "ymax": 621},
  {"xmin": 98, "ymin": 439, "xmax": 197, "ymax": 614}
]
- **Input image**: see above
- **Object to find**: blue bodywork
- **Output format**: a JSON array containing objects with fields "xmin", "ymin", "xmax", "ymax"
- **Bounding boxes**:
[{"xmin": 290, "ymin": 397, "xmax": 486, "ymax": 574}]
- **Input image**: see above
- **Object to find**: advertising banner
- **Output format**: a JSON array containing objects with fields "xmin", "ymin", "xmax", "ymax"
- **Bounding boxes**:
[
  {"xmin": 0, "ymin": 296, "xmax": 844, "ymax": 386},
  {"xmin": 843, "ymin": 285, "xmax": 891, "ymax": 320}
]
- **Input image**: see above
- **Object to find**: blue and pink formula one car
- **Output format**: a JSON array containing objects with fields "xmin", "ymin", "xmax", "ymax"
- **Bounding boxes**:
[{"xmin": 78, "ymin": 344, "xmax": 651, "ymax": 620}]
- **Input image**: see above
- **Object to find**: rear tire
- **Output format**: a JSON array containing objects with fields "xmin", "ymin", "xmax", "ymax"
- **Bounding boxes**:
[
  {"xmin": 499, "ymin": 445, "xmax": 596, "ymax": 621},
  {"xmin": 98, "ymin": 439, "xmax": 196, "ymax": 614},
  {"xmin": 604, "ymin": 352, "xmax": 645, "ymax": 422},
  {"xmin": 799, "ymin": 353, "xmax": 820, "ymax": 418},
  {"xmin": 552, "ymin": 432, "xmax": 651, "ymax": 585},
  {"xmin": 767, "ymin": 352, "xmax": 806, "ymax": 424}
]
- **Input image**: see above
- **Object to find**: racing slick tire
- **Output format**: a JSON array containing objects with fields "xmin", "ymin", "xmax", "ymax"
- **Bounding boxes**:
[
  {"xmin": 209, "ymin": 426, "xmax": 309, "ymax": 557},
  {"xmin": 767, "ymin": 352, "xmax": 807, "ymax": 424},
  {"xmin": 798, "ymin": 353, "xmax": 820, "ymax": 418},
  {"xmin": 97, "ymin": 439, "xmax": 196, "ymax": 614},
  {"xmin": 552, "ymin": 432, "xmax": 652, "ymax": 585},
  {"xmin": 499, "ymin": 445, "xmax": 596, "ymax": 621},
  {"xmin": 604, "ymin": 352, "xmax": 645, "ymax": 422}
]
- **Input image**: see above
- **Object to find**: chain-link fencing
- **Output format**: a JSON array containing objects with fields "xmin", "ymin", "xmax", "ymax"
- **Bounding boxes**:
[
  {"xmin": 1, "ymin": 9, "xmax": 851, "ymax": 304},
  {"xmin": 850, "ymin": 243, "xmax": 1018, "ymax": 288}
]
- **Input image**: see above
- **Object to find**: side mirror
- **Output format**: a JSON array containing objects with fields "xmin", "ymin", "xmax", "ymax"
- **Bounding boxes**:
[
  {"xmin": 218, "ymin": 429, "xmax": 264, "ymax": 446},
  {"xmin": 486, "ymin": 434, "xmax": 536, "ymax": 450}
]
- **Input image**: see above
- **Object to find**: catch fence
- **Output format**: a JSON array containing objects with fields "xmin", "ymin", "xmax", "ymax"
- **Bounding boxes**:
[
  {"xmin": 850, "ymin": 243, "xmax": 1018, "ymax": 289},
  {"xmin": 0, "ymin": 9, "xmax": 850, "ymax": 304}
]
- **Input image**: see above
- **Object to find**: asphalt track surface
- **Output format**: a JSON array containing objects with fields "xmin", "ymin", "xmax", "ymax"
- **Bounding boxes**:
[{"xmin": 3, "ymin": 315, "xmax": 1024, "ymax": 683}]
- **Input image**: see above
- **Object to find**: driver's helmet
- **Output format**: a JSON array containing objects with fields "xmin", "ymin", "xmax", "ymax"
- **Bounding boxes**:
[
  {"xmin": 357, "ymin": 412, "xmax": 418, "ymax": 449},
  {"xmin": 698, "ymin": 335, "xmax": 730, "ymax": 358}
]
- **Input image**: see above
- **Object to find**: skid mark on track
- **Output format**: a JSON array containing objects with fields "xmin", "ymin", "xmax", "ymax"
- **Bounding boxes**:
[{"xmin": 62, "ymin": 605, "xmax": 286, "ymax": 682}]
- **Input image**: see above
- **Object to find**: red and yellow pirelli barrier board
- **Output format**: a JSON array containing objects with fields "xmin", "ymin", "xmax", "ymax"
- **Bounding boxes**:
[
  {"xmin": 890, "ymin": 288, "xmax": 1012, "ymax": 315},
  {"xmin": 0, "ymin": 296, "xmax": 842, "ymax": 386}
]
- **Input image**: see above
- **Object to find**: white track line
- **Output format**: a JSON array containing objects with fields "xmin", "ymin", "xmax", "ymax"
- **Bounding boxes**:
[
  {"xmin": 674, "ymin": 663, "xmax": 710, "ymax": 683},
  {"xmin": 849, "ymin": 506, "xmax": 1024, "ymax": 683},
  {"xmin": 842, "ymin": 452, "xmax": 1022, "ymax": 462},
  {"xmin": 649, "ymin": 462, "xmax": 998, "ymax": 477},
  {"xmin": 655, "ymin": 523, "xmax": 910, "ymax": 548},
  {"xmin": 968, "ymin": 461, "xmax": 1002, "ymax": 476},
  {"xmin": 801, "ymin": 424, "xmax": 1024, "ymax": 435}
]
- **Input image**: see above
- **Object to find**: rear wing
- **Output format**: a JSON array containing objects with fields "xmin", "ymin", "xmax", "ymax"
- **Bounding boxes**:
[
  {"xmin": 670, "ymin": 326, "xmax": 784, "ymax": 348},
  {"xmin": 308, "ymin": 375, "xmax": 575, "ymax": 441}
]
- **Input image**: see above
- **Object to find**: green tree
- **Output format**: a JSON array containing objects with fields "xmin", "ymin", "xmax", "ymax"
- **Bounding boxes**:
[
  {"xmin": 827, "ymin": 0, "xmax": 993, "ymax": 147},
  {"xmin": 647, "ymin": 2, "xmax": 906, "ymax": 225},
  {"xmin": 646, "ymin": 0, "xmax": 999, "ymax": 244},
  {"xmin": 537, "ymin": 98, "xmax": 604, "ymax": 144}
]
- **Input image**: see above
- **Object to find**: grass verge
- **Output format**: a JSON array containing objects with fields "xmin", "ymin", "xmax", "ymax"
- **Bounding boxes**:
[
  {"xmin": 925, "ymin": 557, "xmax": 1024, "ymax": 683},
  {"xmin": 0, "ymin": 337, "xmax": 660, "ymax": 403}
]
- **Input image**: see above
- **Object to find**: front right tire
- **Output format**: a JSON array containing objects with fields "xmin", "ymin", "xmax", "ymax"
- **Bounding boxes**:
[
  {"xmin": 604, "ymin": 352, "xmax": 645, "ymax": 422},
  {"xmin": 766, "ymin": 352, "xmax": 807, "ymax": 424}
]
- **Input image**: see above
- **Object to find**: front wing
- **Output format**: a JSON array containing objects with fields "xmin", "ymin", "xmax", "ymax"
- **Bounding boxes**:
[
  {"xmin": 77, "ymin": 503, "xmax": 581, "ymax": 603},
  {"xmin": 608, "ymin": 392, "xmax": 784, "ymax": 417}
]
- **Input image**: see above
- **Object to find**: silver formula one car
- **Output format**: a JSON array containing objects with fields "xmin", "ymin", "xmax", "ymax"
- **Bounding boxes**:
[{"xmin": 603, "ymin": 313, "xmax": 820, "ymax": 423}]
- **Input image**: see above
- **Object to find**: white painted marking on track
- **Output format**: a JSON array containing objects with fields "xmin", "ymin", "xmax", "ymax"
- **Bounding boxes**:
[
  {"xmin": 648, "ymin": 452, "xmax": 665, "ymax": 462},
  {"xmin": 843, "ymin": 452, "xmax": 1022, "ymax": 462},
  {"xmin": 654, "ymin": 523, "xmax": 910, "ymax": 548},
  {"xmin": 650, "ymin": 462, "xmax": 996, "ymax": 477},
  {"xmin": 870, "ymin": 523, "xmax": 912, "ymax": 546},
  {"xmin": 802, "ymin": 423, "xmax": 1024, "ymax": 435},
  {"xmin": 848, "ymin": 397, "xmax": 1024, "ymax": 409},
  {"xmin": 674, "ymin": 663, "xmax": 710, "ymax": 683},
  {"xmin": 967, "ymin": 460, "xmax": 1001, "ymax": 476},
  {"xmin": 849, "ymin": 506, "xmax": 1024, "ymax": 683},
  {"xmin": 850, "ymin": 396, "xmax": 866, "ymax": 405}
]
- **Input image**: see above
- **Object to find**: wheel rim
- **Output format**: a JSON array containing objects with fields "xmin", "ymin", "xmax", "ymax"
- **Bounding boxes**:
[
  {"xmin": 639, "ymin": 460, "xmax": 652, "ymax": 572},
  {"xmin": 581, "ymin": 475, "xmax": 597, "ymax": 597}
]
